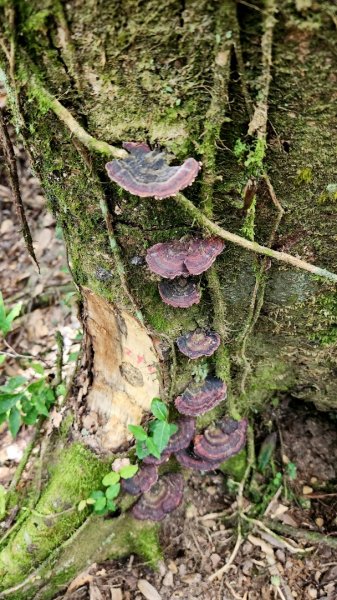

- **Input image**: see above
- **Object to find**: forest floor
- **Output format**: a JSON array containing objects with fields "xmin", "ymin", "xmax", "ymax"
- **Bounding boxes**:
[{"xmin": 1, "ymin": 138, "xmax": 337, "ymax": 600}]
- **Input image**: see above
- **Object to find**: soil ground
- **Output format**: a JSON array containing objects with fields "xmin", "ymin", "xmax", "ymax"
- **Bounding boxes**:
[{"xmin": 1, "ymin": 132, "xmax": 337, "ymax": 600}]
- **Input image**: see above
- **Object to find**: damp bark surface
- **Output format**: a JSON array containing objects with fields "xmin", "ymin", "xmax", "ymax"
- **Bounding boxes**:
[{"xmin": 0, "ymin": 0, "xmax": 337, "ymax": 597}]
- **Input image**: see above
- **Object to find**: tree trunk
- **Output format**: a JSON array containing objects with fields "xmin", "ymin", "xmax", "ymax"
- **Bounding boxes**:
[{"xmin": 1, "ymin": 0, "xmax": 336, "ymax": 597}]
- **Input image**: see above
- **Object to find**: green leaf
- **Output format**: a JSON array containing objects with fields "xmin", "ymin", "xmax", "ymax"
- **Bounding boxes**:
[
  {"xmin": 128, "ymin": 424, "xmax": 147, "ymax": 441},
  {"xmin": 152, "ymin": 420, "xmax": 171, "ymax": 454},
  {"xmin": 257, "ymin": 433, "xmax": 277, "ymax": 473},
  {"xmin": 0, "ymin": 413, "xmax": 7, "ymax": 426},
  {"xmin": 31, "ymin": 363, "xmax": 45, "ymax": 375},
  {"xmin": 4, "ymin": 301, "xmax": 22, "ymax": 334},
  {"xmin": 105, "ymin": 483, "xmax": 120, "ymax": 500},
  {"xmin": 286, "ymin": 462, "xmax": 297, "ymax": 481},
  {"xmin": 145, "ymin": 437, "xmax": 161, "ymax": 459},
  {"xmin": 22, "ymin": 409, "xmax": 39, "ymax": 425},
  {"xmin": 0, "ymin": 355, "xmax": 6, "ymax": 365},
  {"xmin": 90, "ymin": 490, "xmax": 105, "ymax": 500},
  {"xmin": 78, "ymin": 500, "xmax": 87, "ymax": 512},
  {"xmin": 0, "ymin": 375, "xmax": 26, "ymax": 392},
  {"xmin": 0, "ymin": 393, "xmax": 23, "ymax": 413},
  {"xmin": 106, "ymin": 500, "xmax": 117, "ymax": 512},
  {"xmin": 27, "ymin": 379, "xmax": 45, "ymax": 394},
  {"xmin": 94, "ymin": 496, "xmax": 107, "ymax": 512},
  {"xmin": 9, "ymin": 407, "xmax": 21, "ymax": 437},
  {"xmin": 135, "ymin": 439, "xmax": 150, "ymax": 460},
  {"xmin": 151, "ymin": 398, "xmax": 168, "ymax": 421},
  {"xmin": 119, "ymin": 464, "xmax": 138, "ymax": 479},
  {"xmin": 102, "ymin": 472, "xmax": 120, "ymax": 487},
  {"xmin": 86, "ymin": 498, "xmax": 96, "ymax": 505},
  {"xmin": 56, "ymin": 383, "xmax": 66, "ymax": 397},
  {"xmin": 169, "ymin": 423, "xmax": 178, "ymax": 436},
  {"xmin": 68, "ymin": 351, "xmax": 79, "ymax": 363}
]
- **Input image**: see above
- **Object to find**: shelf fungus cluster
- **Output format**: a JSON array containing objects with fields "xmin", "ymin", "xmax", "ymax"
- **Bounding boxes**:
[
  {"xmin": 146, "ymin": 236, "xmax": 225, "ymax": 309},
  {"xmin": 106, "ymin": 142, "xmax": 201, "ymax": 199}
]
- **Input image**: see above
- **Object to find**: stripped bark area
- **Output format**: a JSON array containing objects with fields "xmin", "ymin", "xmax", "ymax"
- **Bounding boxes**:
[{"xmin": 83, "ymin": 289, "xmax": 161, "ymax": 452}]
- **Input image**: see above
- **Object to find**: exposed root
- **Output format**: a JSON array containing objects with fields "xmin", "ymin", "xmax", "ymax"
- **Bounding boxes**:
[
  {"xmin": 208, "ymin": 521, "xmax": 243, "ymax": 581},
  {"xmin": 0, "ymin": 110, "xmax": 39, "ymax": 270}
]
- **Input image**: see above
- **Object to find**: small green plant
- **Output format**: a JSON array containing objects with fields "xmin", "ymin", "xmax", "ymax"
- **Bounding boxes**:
[
  {"xmin": 286, "ymin": 461, "xmax": 297, "ymax": 481},
  {"xmin": 79, "ymin": 461, "xmax": 139, "ymax": 515},
  {"xmin": 128, "ymin": 398, "xmax": 178, "ymax": 460},
  {"xmin": 0, "ymin": 292, "xmax": 22, "ymax": 338},
  {"xmin": 191, "ymin": 360, "xmax": 209, "ymax": 383},
  {"xmin": 0, "ymin": 364, "xmax": 56, "ymax": 436}
]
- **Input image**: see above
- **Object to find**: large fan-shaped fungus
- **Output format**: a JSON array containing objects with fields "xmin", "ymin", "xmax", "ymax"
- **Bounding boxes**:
[
  {"xmin": 132, "ymin": 473, "xmax": 184, "ymax": 521},
  {"xmin": 121, "ymin": 465, "xmax": 158, "ymax": 496},
  {"xmin": 145, "ymin": 237, "xmax": 225, "ymax": 279},
  {"xmin": 176, "ymin": 329, "xmax": 221, "ymax": 359},
  {"xmin": 175, "ymin": 448, "xmax": 223, "ymax": 471},
  {"xmin": 159, "ymin": 278, "xmax": 201, "ymax": 308},
  {"xmin": 106, "ymin": 142, "xmax": 200, "ymax": 199},
  {"xmin": 175, "ymin": 377, "xmax": 227, "ymax": 416},
  {"xmin": 165, "ymin": 416, "xmax": 196, "ymax": 453},
  {"xmin": 193, "ymin": 418, "xmax": 247, "ymax": 463}
]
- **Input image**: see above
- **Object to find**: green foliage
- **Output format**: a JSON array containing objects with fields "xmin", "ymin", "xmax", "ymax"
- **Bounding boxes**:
[
  {"xmin": 0, "ymin": 292, "xmax": 22, "ymax": 337},
  {"xmin": 286, "ymin": 462, "xmax": 297, "ymax": 481},
  {"xmin": 128, "ymin": 398, "xmax": 178, "ymax": 460},
  {"xmin": 80, "ymin": 459, "xmax": 139, "ymax": 516},
  {"xmin": 0, "ymin": 368, "xmax": 56, "ymax": 437},
  {"xmin": 191, "ymin": 360, "xmax": 209, "ymax": 383}
]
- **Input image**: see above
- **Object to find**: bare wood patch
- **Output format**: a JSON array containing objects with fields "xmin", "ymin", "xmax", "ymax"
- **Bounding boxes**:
[{"xmin": 82, "ymin": 289, "xmax": 161, "ymax": 451}]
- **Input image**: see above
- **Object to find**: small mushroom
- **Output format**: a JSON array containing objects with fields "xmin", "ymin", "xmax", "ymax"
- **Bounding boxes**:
[
  {"xmin": 106, "ymin": 143, "xmax": 200, "ymax": 199},
  {"xmin": 159, "ymin": 278, "xmax": 201, "ymax": 308},
  {"xmin": 121, "ymin": 465, "xmax": 158, "ymax": 496},
  {"xmin": 184, "ymin": 237, "xmax": 225, "ymax": 275},
  {"xmin": 193, "ymin": 418, "xmax": 248, "ymax": 463},
  {"xmin": 175, "ymin": 377, "xmax": 227, "ymax": 416},
  {"xmin": 175, "ymin": 448, "xmax": 223, "ymax": 471},
  {"xmin": 132, "ymin": 473, "xmax": 184, "ymax": 521},
  {"xmin": 145, "ymin": 237, "xmax": 225, "ymax": 279},
  {"xmin": 176, "ymin": 329, "xmax": 221, "ymax": 359},
  {"xmin": 165, "ymin": 416, "xmax": 196, "ymax": 453}
]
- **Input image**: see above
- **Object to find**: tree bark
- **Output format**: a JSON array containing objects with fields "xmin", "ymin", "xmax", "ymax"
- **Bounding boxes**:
[{"xmin": 0, "ymin": 0, "xmax": 337, "ymax": 597}]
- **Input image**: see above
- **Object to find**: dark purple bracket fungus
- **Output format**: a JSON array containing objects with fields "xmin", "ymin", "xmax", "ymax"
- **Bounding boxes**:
[
  {"xmin": 193, "ymin": 418, "xmax": 248, "ymax": 463},
  {"xmin": 175, "ymin": 448, "xmax": 223, "ymax": 472},
  {"xmin": 142, "ymin": 453, "xmax": 170, "ymax": 466},
  {"xmin": 158, "ymin": 278, "xmax": 201, "ymax": 308},
  {"xmin": 132, "ymin": 473, "xmax": 184, "ymax": 521},
  {"xmin": 121, "ymin": 465, "xmax": 158, "ymax": 496},
  {"xmin": 145, "ymin": 237, "xmax": 225, "ymax": 279},
  {"xmin": 176, "ymin": 329, "xmax": 221, "ymax": 359},
  {"xmin": 175, "ymin": 377, "xmax": 227, "ymax": 416},
  {"xmin": 165, "ymin": 416, "xmax": 196, "ymax": 454},
  {"xmin": 106, "ymin": 142, "xmax": 201, "ymax": 199}
]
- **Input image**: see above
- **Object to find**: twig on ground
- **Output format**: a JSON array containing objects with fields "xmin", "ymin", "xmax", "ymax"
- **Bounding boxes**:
[
  {"xmin": 209, "ymin": 521, "xmax": 243, "ymax": 581},
  {"xmin": 0, "ymin": 110, "xmax": 39, "ymax": 270}
]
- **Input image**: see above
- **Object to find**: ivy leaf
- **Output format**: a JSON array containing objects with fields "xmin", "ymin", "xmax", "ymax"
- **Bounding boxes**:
[
  {"xmin": 152, "ymin": 421, "xmax": 171, "ymax": 454},
  {"xmin": 102, "ymin": 472, "xmax": 120, "ymax": 487},
  {"xmin": 151, "ymin": 398, "xmax": 168, "ymax": 421},
  {"xmin": 136, "ymin": 439, "xmax": 150, "ymax": 460},
  {"xmin": 78, "ymin": 500, "xmax": 87, "ymax": 512},
  {"xmin": 31, "ymin": 363, "xmax": 45, "ymax": 375},
  {"xmin": 0, "ymin": 393, "xmax": 23, "ymax": 413},
  {"xmin": 106, "ymin": 499, "xmax": 117, "ymax": 512},
  {"xmin": 119, "ymin": 464, "xmax": 138, "ymax": 479},
  {"xmin": 8, "ymin": 407, "xmax": 21, "ymax": 437},
  {"xmin": 105, "ymin": 483, "xmax": 120, "ymax": 500},
  {"xmin": 0, "ymin": 375, "xmax": 26, "ymax": 392},
  {"xmin": 128, "ymin": 424, "xmax": 147, "ymax": 441},
  {"xmin": 145, "ymin": 437, "xmax": 161, "ymax": 459},
  {"xmin": 94, "ymin": 496, "xmax": 107, "ymax": 512},
  {"xmin": 169, "ymin": 423, "xmax": 178, "ymax": 436},
  {"xmin": 90, "ymin": 490, "xmax": 105, "ymax": 500}
]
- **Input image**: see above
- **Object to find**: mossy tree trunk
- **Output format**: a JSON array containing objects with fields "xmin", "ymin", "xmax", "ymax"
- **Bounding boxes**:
[{"xmin": 1, "ymin": 0, "xmax": 337, "ymax": 597}]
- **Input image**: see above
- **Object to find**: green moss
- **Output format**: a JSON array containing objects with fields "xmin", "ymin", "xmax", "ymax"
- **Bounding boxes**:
[
  {"xmin": 127, "ymin": 523, "xmax": 162, "ymax": 567},
  {"xmin": 0, "ymin": 444, "xmax": 109, "ymax": 589},
  {"xmin": 220, "ymin": 449, "xmax": 247, "ymax": 481},
  {"xmin": 309, "ymin": 292, "xmax": 337, "ymax": 345},
  {"xmin": 296, "ymin": 166, "xmax": 313, "ymax": 184}
]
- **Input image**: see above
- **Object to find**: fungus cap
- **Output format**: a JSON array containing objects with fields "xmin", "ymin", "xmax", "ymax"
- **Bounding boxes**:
[
  {"xmin": 132, "ymin": 473, "xmax": 184, "ymax": 521},
  {"xmin": 176, "ymin": 329, "xmax": 221, "ymax": 359},
  {"xmin": 193, "ymin": 418, "xmax": 248, "ymax": 463},
  {"xmin": 175, "ymin": 448, "xmax": 223, "ymax": 471},
  {"xmin": 145, "ymin": 237, "xmax": 225, "ymax": 279},
  {"xmin": 175, "ymin": 377, "xmax": 227, "ymax": 416},
  {"xmin": 158, "ymin": 278, "xmax": 201, "ymax": 308},
  {"xmin": 106, "ymin": 143, "xmax": 200, "ymax": 199},
  {"xmin": 165, "ymin": 416, "xmax": 196, "ymax": 453},
  {"xmin": 121, "ymin": 465, "xmax": 158, "ymax": 496}
]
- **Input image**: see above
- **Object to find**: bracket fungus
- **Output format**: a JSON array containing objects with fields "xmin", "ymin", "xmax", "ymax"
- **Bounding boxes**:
[
  {"xmin": 176, "ymin": 329, "xmax": 221, "ymax": 359},
  {"xmin": 175, "ymin": 377, "xmax": 227, "ymax": 416},
  {"xmin": 121, "ymin": 465, "xmax": 158, "ymax": 496},
  {"xmin": 158, "ymin": 278, "xmax": 201, "ymax": 308},
  {"xmin": 106, "ymin": 142, "xmax": 200, "ymax": 199},
  {"xmin": 165, "ymin": 416, "xmax": 196, "ymax": 454},
  {"xmin": 146, "ymin": 237, "xmax": 225, "ymax": 279},
  {"xmin": 175, "ymin": 448, "xmax": 223, "ymax": 472},
  {"xmin": 193, "ymin": 418, "xmax": 248, "ymax": 463},
  {"xmin": 142, "ymin": 453, "xmax": 170, "ymax": 466},
  {"xmin": 132, "ymin": 473, "xmax": 184, "ymax": 521}
]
